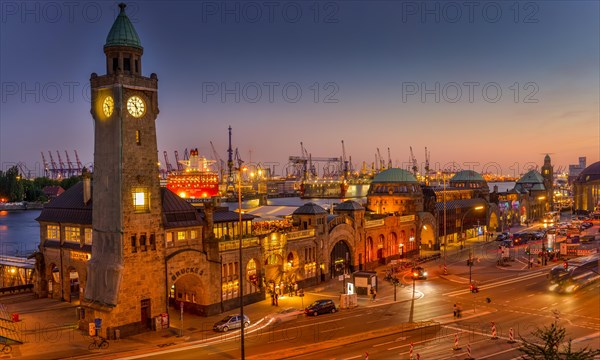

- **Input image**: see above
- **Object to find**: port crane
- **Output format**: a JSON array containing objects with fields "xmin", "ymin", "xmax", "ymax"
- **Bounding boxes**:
[
  {"xmin": 387, "ymin": 147, "xmax": 392, "ymax": 169},
  {"xmin": 377, "ymin": 148, "xmax": 385, "ymax": 171},
  {"xmin": 424, "ymin": 147, "xmax": 431, "ymax": 185},
  {"xmin": 341, "ymin": 140, "xmax": 349, "ymax": 178},
  {"xmin": 409, "ymin": 146, "xmax": 418, "ymax": 176},
  {"xmin": 210, "ymin": 141, "xmax": 226, "ymax": 184}
]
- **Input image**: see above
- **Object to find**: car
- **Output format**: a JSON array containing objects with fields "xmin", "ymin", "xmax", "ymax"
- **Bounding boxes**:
[
  {"xmin": 265, "ymin": 308, "xmax": 304, "ymax": 324},
  {"xmin": 213, "ymin": 314, "xmax": 250, "ymax": 332},
  {"xmin": 581, "ymin": 221, "xmax": 593, "ymax": 229},
  {"xmin": 305, "ymin": 299, "xmax": 337, "ymax": 316},
  {"xmin": 495, "ymin": 233, "xmax": 509, "ymax": 241},
  {"xmin": 411, "ymin": 266, "xmax": 428, "ymax": 280}
]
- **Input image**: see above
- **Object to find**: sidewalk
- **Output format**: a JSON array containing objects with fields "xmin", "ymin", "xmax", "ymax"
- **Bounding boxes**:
[{"xmin": 1, "ymin": 270, "xmax": 416, "ymax": 359}]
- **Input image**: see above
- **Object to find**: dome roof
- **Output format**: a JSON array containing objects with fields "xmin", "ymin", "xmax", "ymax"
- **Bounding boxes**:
[
  {"xmin": 293, "ymin": 202, "xmax": 327, "ymax": 215},
  {"xmin": 574, "ymin": 161, "xmax": 600, "ymax": 184},
  {"xmin": 105, "ymin": 3, "xmax": 143, "ymax": 50},
  {"xmin": 450, "ymin": 170, "xmax": 485, "ymax": 183},
  {"xmin": 517, "ymin": 170, "xmax": 544, "ymax": 184},
  {"xmin": 372, "ymin": 168, "xmax": 418, "ymax": 184},
  {"xmin": 335, "ymin": 200, "xmax": 364, "ymax": 211}
]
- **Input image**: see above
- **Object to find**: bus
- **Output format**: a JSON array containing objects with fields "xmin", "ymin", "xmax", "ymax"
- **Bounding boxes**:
[
  {"xmin": 548, "ymin": 254, "xmax": 600, "ymax": 293},
  {"xmin": 543, "ymin": 211, "xmax": 561, "ymax": 226}
]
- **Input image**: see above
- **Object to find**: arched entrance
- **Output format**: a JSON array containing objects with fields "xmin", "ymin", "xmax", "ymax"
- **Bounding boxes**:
[
  {"xmin": 170, "ymin": 273, "xmax": 206, "ymax": 315},
  {"xmin": 489, "ymin": 212, "xmax": 499, "ymax": 232},
  {"xmin": 68, "ymin": 268, "xmax": 80, "ymax": 301},
  {"xmin": 264, "ymin": 253, "xmax": 283, "ymax": 286},
  {"xmin": 330, "ymin": 240, "xmax": 352, "ymax": 277},
  {"xmin": 376, "ymin": 234, "xmax": 384, "ymax": 264},
  {"xmin": 420, "ymin": 225, "xmax": 435, "ymax": 251}
]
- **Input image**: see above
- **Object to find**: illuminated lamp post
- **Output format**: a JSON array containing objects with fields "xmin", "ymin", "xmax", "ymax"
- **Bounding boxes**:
[
  {"xmin": 460, "ymin": 206, "xmax": 484, "ymax": 249},
  {"xmin": 238, "ymin": 165, "xmax": 247, "ymax": 360}
]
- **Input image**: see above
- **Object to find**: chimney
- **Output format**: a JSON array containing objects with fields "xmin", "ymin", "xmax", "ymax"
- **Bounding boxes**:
[{"xmin": 83, "ymin": 169, "xmax": 91, "ymax": 204}]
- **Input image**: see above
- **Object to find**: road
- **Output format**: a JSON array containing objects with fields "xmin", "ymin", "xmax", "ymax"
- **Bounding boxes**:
[{"xmin": 117, "ymin": 232, "xmax": 600, "ymax": 359}]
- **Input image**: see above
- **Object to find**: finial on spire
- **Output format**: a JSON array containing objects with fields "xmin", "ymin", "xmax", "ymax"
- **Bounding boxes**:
[{"xmin": 119, "ymin": 3, "xmax": 127, "ymax": 12}]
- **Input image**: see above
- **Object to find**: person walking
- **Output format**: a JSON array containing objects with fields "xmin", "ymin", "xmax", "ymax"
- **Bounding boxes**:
[
  {"xmin": 372, "ymin": 288, "xmax": 377, "ymax": 301},
  {"xmin": 271, "ymin": 292, "xmax": 275, "ymax": 306},
  {"xmin": 294, "ymin": 282, "xmax": 298, "ymax": 296},
  {"xmin": 274, "ymin": 292, "xmax": 279, "ymax": 306},
  {"xmin": 453, "ymin": 304, "xmax": 457, "ymax": 319}
]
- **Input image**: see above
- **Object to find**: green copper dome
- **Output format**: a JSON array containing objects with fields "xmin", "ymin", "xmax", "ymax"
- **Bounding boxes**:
[
  {"xmin": 105, "ymin": 3, "xmax": 143, "ymax": 50},
  {"xmin": 372, "ymin": 168, "xmax": 418, "ymax": 184},
  {"xmin": 517, "ymin": 170, "xmax": 544, "ymax": 184},
  {"xmin": 450, "ymin": 170, "xmax": 485, "ymax": 182}
]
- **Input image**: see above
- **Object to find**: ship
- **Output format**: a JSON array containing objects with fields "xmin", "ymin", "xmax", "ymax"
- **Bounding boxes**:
[
  {"xmin": 166, "ymin": 148, "xmax": 220, "ymax": 199},
  {"xmin": 300, "ymin": 178, "xmax": 372, "ymax": 199}
]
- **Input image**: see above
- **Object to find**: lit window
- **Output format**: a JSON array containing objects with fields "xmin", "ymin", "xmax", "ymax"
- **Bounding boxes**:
[
  {"xmin": 190, "ymin": 230, "xmax": 198, "ymax": 239},
  {"xmin": 84, "ymin": 228, "xmax": 92, "ymax": 245},
  {"xmin": 177, "ymin": 231, "xmax": 186, "ymax": 240},
  {"xmin": 65, "ymin": 226, "xmax": 80, "ymax": 243},
  {"xmin": 47, "ymin": 225, "xmax": 60, "ymax": 240},
  {"xmin": 166, "ymin": 232, "xmax": 173, "ymax": 242},
  {"xmin": 132, "ymin": 188, "xmax": 150, "ymax": 213},
  {"xmin": 136, "ymin": 130, "xmax": 141, "ymax": 145}
]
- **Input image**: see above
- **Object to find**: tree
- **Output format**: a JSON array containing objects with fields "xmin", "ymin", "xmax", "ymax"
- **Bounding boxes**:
[{"xmin": 519, "ymin": 322, "xmax": 600, "ymax": 360}]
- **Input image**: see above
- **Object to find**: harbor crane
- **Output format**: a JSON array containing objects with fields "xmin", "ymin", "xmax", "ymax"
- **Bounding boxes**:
[
  {"xmin": 409, "ymin": 146, "xmax": 418, "ymax": 176},
  {"xmin": 210, "ymin": 141, "xmax": 226, "ymax": 184},
  {"xmin": 387, "ymin": 147, "xmax": 392, "ymax": 169},
  {"xmin": 163, "ymin": 151, "xmax": 174, "ymax": 172},
  {"xmin": 424, "ymin": 146, "xmax": 431, "ymax": 185},
  {"xmin": 64, "ymin": 150, "xmax": 74, "ymax": 177},
  {"xmin": 341, "ymin": 140, "xmax": 349, "ymax": 177},
  {"xmin": 41, "ymin": 152, "xmax": 49, "ymax": 177},
  {"xmin": 48, "ymin": 151, "xmax": 58, "ymax": 178},
  {"xmin": 377, "ymin": 148, "xmax": 385, "ymax": 171},
  {"xmin": 74, "ymin": 150, "xmax": 83, "ymax": 172},
  {"xmin": 174, "ymin": 150, "xmax": 184, "ymax": 171}
]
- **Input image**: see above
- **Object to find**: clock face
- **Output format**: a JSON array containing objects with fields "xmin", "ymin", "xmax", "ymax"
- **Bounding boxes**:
[
  {"xmin": 102, "ymin": 96, "xmax": 114, "ymax": 117},
  {"xmin": 127, "ymin": 96, "xmax": 145, "ymax": 118}
]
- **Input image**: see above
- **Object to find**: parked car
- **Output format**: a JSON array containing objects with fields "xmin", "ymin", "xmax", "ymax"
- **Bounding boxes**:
[
  {"xmin": 581, "ymin": 221, "xmax": 593, "ymax": 229},
  {"xmin": 213, "ymin": 314, "xmax": 250, "ymax": 332},
  {"xmin": 305, "ymin": 299, "xmax": 337, "ymax": 316},
  {"xmin": 411, "ymin": 266, "xmax": 428, "ymax": 280},
  {"xmin": 265, "ymin": 308, "xmax": 304, "ymax": 324}
]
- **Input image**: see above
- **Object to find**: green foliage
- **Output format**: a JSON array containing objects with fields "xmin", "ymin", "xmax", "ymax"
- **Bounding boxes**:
[
  {"xmin": 519, "ymin": 322, "xmax": 600, "ymax": 360},
  {"xmin": 0, "ymin": 167, "xmax": 81, "ymax": 202}
]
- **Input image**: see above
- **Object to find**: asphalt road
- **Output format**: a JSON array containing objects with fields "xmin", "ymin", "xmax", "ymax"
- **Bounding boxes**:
[{"xmin": 118, "ymin": 234, "xmax": 600, "ymax": 360}]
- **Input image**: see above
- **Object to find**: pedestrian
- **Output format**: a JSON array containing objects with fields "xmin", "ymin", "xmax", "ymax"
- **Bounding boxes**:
[
  {"xmin": 369, "ymin": 287, "xmax": 374, "ymax": 301},
  {"xmin": 294, "ymin": 282, "xmax": 298, "ymax": 296},
  {"xmin": 372, "ymin": 288, "xmax": 377, "ymax": 301},
  {"xmin": 275, "ymin": 283, "xmax": 280, "ymax": 297},
  {"xmin": 288, "ymin": 283, "xmax": 293, "ymax": 297},
  {"xmin": 453, "ymin": 304, "xmax": 457, "ymax": 319},
  {"xmin": 456, "ymin": 304, "xmax": 462, "ymax": 318},
  {"xmin": 271, "ymin": 292, "xmax": 275, "ymax": 306},
  {"xmin": 274, "ymin": 292, "xmax": 279, "ymax": 306}
]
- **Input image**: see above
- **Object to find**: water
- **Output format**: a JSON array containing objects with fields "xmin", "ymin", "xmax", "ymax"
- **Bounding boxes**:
[
  {"xmin": 0, "ymin": 210, "xmax": 41, "ymax": 257},
  {"xmin": 223, "ymin": 197, "xmax": 367, "ymax": 211}
]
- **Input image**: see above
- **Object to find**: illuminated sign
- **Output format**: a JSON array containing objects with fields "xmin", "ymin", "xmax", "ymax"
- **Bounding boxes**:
[{"xmin": 70, "ymin": 251, "xmax": 90, "ymax": 261}]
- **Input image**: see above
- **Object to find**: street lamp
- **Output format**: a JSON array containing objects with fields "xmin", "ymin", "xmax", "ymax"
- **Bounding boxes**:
[
  {"xmin": 237, "ymin": 165, "xmax": 247, "ymax": 360},
  {"xmin": 437, "ymin": 171, "xmax": 449, "ymax": 274},
  {"xmin": 460, "ymin": 206, "xmax": 484, "ymax": 249}
]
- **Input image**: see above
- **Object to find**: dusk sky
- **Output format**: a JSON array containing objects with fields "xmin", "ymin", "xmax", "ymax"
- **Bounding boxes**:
[{"xmin": 1, "ymin": 1, "xmax": 599, "ymax": 178}]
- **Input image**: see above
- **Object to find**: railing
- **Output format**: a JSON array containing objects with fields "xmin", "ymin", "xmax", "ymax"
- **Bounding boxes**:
[
  {"xmin": 218, "ymin": 237, "xmax": 260, "ymax": 251},
  {"xmin": 286, "ymin": 229, "xmax": 315, "ymax": 240},
  {"xmin": 365, "ymin": 219, "xmax": 384, "ymax": 228}
]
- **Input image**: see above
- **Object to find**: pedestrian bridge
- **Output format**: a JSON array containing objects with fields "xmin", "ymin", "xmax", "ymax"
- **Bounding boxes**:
[{"xmin": 0, "ymin": 255, "xmax": 35, "ymax": 294}]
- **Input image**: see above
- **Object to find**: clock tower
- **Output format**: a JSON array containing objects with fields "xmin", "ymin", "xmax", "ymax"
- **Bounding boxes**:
[
  {"xmin": 84, "ymin": 3, "xmax": 166, "ymax": 337},
  {"xmin": 542, "ymin": 154, "xmax": 554, "ymax": 211}
]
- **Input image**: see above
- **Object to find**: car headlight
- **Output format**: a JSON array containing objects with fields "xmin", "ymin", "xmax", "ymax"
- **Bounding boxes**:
[
  {"xmin": 423, "ymin": 272, "xmax": 428, "ymax": 276},
  {"xmin": 548, "ymin": 284, "xmax": 558, "ymax": 291}
]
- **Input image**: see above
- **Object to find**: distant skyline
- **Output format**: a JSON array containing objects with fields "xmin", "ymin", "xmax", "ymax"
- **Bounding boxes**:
[{"xmin": 1, "ymin": 1, "xmax": 599, "ymax": 178}]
